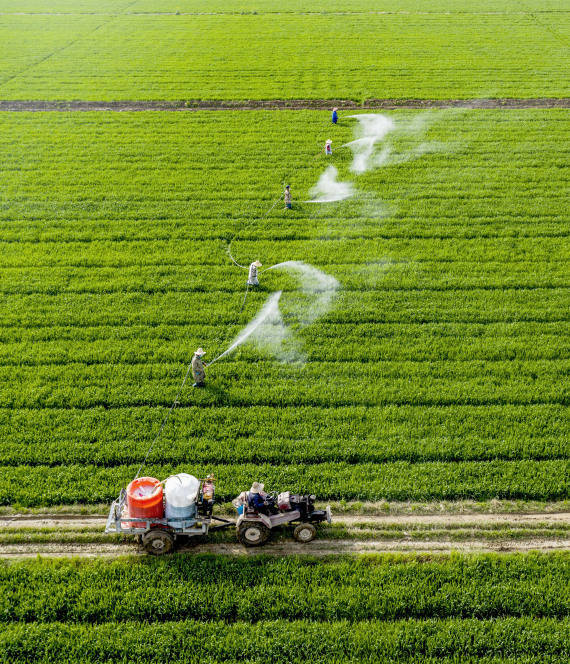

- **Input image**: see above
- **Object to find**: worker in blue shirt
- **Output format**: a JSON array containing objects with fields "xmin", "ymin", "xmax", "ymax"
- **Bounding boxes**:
[
  {"xmin": 332, "ymin": 107, "xmax": 338, "ymax": 124},
  {"xmin": 248, "ymin": 482, "xmax": 269, "ymax": 513}
]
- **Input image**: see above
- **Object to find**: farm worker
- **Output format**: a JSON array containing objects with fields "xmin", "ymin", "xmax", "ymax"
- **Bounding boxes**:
[
  {"xmin": 247, "ymin": 482, "xmax": 268, "ymax": 513},
  {"xmin": 247, "ymin": 260, "xmax": 262, "ymax": 286},
  {"xmin": 331, "ymin": 107, "xmax": 338, "ymax": 124},
  {"xmin": 325, "ymin": 139, "xmax": 333, "ymax": 155},
  {"xmin": 202, "ymin": 474, "xmax": 215, "ymax": 500},
  {"xmin": 284, "ymin": 184, "xmax": 292, "ymax": 210},
  {"xmin": 232, "ymin": 490, "xmax": 249, "ymax": 515},
  {"xmin": 191, "ymin": 347, "xmax": 207, "ymax": 387}
]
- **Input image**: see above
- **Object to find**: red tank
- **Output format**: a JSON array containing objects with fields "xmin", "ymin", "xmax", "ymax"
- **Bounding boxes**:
[{"xmin": 126, "ymin": 477, "xmax": 164, "ymax": 528}]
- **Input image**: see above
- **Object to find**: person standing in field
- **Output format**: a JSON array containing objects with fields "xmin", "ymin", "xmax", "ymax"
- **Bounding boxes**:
[
  {"xmin": 332, "ymin": 107, "xmax": 338, "ymax": 124},
  {"xmin": 247, "ymin": 260, "xmax": 262, "ymax": 286},
  {"xmin": 191, "ymin": 348, "xmax": 207, "ymax": 387},
  {"xmin": 325, "ymin": 139, "xmax": 333, "ymax": 155},
  {"xmin": 284, "ymin": 184, "xmax": 292, "ymax": 209}
]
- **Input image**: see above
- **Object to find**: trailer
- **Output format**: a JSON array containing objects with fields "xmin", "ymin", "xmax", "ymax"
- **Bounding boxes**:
[
  {"xmin": 105, "ymin": 477, "xmax": 233, "ymax": 555},
  {"xmin": 106, "ymin": 476, "xmax": 332, "ymax": 555}
]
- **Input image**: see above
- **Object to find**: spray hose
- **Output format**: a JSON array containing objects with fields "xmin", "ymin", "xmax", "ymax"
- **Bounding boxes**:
[
  {"xmin": 226, "ymin": 190, "xmax": 283, "ymax": 270},
  {"xmin": 133, "ymin": 361, "xmax": 194, "ymax": 481}
]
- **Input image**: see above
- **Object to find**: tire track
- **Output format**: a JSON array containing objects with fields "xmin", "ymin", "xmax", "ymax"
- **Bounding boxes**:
[{"xmin": 1, "ymin": 512, "xmax": 568, "ymax": 559}]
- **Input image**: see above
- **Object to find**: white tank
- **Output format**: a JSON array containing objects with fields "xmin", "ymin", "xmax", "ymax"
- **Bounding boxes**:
[{"xmin": 164, "ymin": 473, "xmax": 200, "ymax": 526}]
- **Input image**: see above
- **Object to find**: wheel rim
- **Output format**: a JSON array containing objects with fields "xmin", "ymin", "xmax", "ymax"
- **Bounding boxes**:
[
  {"xmin": 298, "ymin": 527, "xmax": 313, "ymax": 541},
  {"xmin": 245, "ymin": 527, "xmax": 262, "ymax": 542},
  {"xmin": 151, "ymin": 538, "xmax": 166, "ymax": 550}
]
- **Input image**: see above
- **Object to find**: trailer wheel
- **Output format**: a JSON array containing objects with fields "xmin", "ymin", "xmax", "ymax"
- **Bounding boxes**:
[
  {"xmin": 142, "ymin": 529, "xmax": 175, "ymax": 555},
  {"xmin": 238, "ymin": 522, "xmax": 270, "ymax": 547},
  {"xmin": 293, "ymin": 523, "xmax": 316, "ymax": 543}
]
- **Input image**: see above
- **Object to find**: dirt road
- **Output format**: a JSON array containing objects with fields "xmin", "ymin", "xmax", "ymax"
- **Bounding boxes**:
[
  {"xmin": 1, "ymin": 512, "xmax": 568, "ymax": 559},
  {"xmin": 1, "ymin": 99, "xmax": 568, "ymax": 112}
]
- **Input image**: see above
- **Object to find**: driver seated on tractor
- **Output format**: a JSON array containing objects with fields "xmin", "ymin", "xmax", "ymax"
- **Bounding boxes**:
[{"xmin": 247, "ymin": 482, "xmax": 273, "ymax": 515}]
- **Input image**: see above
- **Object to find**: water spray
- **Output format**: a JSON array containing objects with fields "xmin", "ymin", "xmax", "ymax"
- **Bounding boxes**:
[
  {"xmin": 208, "ymin": 291, "xmax": 283, "ymax": 366},
  {"xmin": 263, "ymin": 261, "xmax": 340, "ymax": 326},
  {"xmin": 306, "ymin": 166, "xmax": 355, "ymax": 203}
]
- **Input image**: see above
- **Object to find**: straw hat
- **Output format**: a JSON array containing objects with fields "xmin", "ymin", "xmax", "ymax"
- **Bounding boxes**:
[
  {"xmin": 326, "ymin": 139, "xmax": 332, "ymax": 144},
  {"xmin": 194, "ymin": 348, "xmax": 206, "ymax": 356},
  {"xmin": 250, "ymin": 482, "xmax": 264, "ymax": 494},
  {"xmin": 252, "ymin": 260, "xmax": 262, "ymax": 267},
  {"xmin": 332, "ymin": 107, "xmax": 338, "ymax": 111}
]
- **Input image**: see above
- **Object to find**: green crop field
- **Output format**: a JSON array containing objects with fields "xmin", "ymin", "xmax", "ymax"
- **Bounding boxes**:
[
  {"xmin": 0, "ymin": 108, "xmax": 568, "ymax": 507},
  {"xmin": 0, "ymin": 0, "xmax": 568, "ymax": 99},
  {"xmin": 1, "ymin": 553, "xmax": 569, "ymax": 662},
  {"xmin": 1, "ymin": 1, "xmax": 569, "ymax": 662}
]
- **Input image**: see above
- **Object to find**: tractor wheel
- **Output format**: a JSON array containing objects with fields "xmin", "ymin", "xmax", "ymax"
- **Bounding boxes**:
[
  {"xmin": 142, "ymin": 529, "xmax": 175, "ymax": 555},
  {"xmin": 238, "ymin": 521, "xmax": 270, "ymax": 547},
  {"xmin": 293, "ymin": 523, "xmax": 316, "ymax": 543}
]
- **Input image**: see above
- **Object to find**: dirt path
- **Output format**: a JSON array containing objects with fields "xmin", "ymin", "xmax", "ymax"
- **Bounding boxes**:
[
  {"xmin": 1, "ymin": 512, "xmax": 568, "ymax": 559},
  {"xmin": 2, "ymin": 511, "xmax": 569, "ymax": 531},
  {"xmin": 0, "ymin": 99, "xmax": 568, "ymax": 112},
  {"xmin": 0, "ymin": 538, "xmax": 568, "ymax": 559}
]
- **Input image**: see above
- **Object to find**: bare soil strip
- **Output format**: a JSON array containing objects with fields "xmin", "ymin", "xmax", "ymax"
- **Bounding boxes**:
[
  {"xmin": 2, "ymin": 512, "xmax": 569, "ymax": 531},
  {"xmin": 0, "ymin": 538, "xmax": 568, "ymax": 560},
  {"xmin": 0, "ymin": 99, "xmax": 568, "ymax": 112},
  {"xmin": 1, "ymin": 512, "xmax": 567, "ymax": 559},
  {"xmin": 2, "ymin": 11, "xmax": 568, "ymax": 16}
]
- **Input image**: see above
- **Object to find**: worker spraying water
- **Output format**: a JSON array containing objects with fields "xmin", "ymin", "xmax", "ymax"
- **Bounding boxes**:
[
  {"xmin": 191, "ymin": 347, "xmax": 207, "ymax": 387},
  {"xmin": 247, "ymin": 260, "xmax": 262, "ymax": 286},
  {"xmin": 284, "ymin": 184, "xmax": 292, "ymax": 210}
]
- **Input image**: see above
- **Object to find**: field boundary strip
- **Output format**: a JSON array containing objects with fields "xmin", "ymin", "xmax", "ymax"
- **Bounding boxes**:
[
  {"xmin": 2, "ymin": 11, "xmax": 569, "ymax": 16},
  {"xmin": 0, "ymin": 99, "xmax": 568, "ymax": 111}
]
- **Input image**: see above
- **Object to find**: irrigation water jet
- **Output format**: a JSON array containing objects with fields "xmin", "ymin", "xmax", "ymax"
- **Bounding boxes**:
[
  {"xmin": 209, "ymin": 291, "xmax": 301, "ymax": 364},
  {"xmin": 306, "ymin": 166, "xmax": 354, "ymax": 203},
  {"xmin": 264, "ymin": 261, "xmax": 340, "ymax": 326},
  {"xmin": 208, "ymin": 291, "xmax": 286, "ymax": 365},
  {"xmin": 344, "ymin": 112, "xmax": 455, "ymax": 174},
  {"xmin": 343, "ymin": 114, "xmax": 396, "ymax": 174}
]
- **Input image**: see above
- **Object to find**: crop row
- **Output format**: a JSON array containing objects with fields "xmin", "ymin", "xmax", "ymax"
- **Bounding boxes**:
[
  {"xmin": 6, "ymin": 0, "xmax": 566, "ymax": 16},
  {"xmin": 0, "ymin": 216, "xmax": 567, "ymax": 244},
  {"xmin": 1, "ymin": 553, "xmax": 568, "ymax": 622},
  {"xmin": 1, "ymin": 430, "xmax": 565, "ymax": 467},
  {"xmin": 1, "ymin": 236, "xmax": 567, "ymax": 268},
  {"xmin": 1, "ymin": 261, "xmax": 569, "ymax": 294},
  {"xmin": 0, "ymin": 403, "xmax": 565, "ymax": 466},
  {"xmin": 1, "ymin": 459, "xmax": 568, "ymax": 505},
  {"xmin": 1, "ymin": 327, "xmax": 568, "ymax": 364},
  {"xmin": 3, "ymin": 402, "xmax": 565, "ymax": 443},
  {"xmin": 0, "ymin": 359, "xmax": 566, "ymax": 408},
  {"xmin": 2, "ymin": 289, "xmax": 567, "ymax": 328},
  {"xmin": 1, "ymin": 12, "xmax": 567, "ymax": 99},
  {"xmin": 1, "ymin": 319, "xmax": 567, "ymax": 344},
  {"xmin": 1, "ymin": 616, "xmax": 569, "ymax": 663},
  {"xmin": 3, "ymin": 527, "xmax": 569, "ymax": 548}
]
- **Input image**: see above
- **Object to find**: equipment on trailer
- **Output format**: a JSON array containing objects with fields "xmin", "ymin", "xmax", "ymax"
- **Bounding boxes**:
[
  {"xmin": 236, "ymin": 491, "xmax": 332, "ymax": 546},
  {"xmin": 106, "ymin": 473, "xmax": 332, "ymax": 555},
  {"xmin": 105, "ymin": 474, "xmax": 232, "ymax": 555}
]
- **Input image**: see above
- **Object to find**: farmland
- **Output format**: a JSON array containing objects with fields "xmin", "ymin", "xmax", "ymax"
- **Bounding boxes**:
[
  {"xmin": 0, "ymin": 109, "xmax": 568, "ymax": 507},
  {"xmin": 0, "ymin": 0, "xmax": 569, "ymax": 661},
  {"xmin": 0, "ymin": 553, "xmax": 569, "ymax": 662},
  {"xmin": 0, "ymin": 1, "xmax": 569, "ymax": 100}
]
